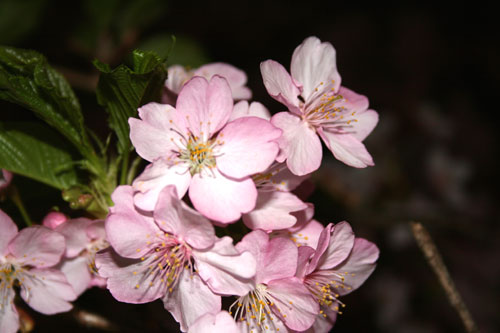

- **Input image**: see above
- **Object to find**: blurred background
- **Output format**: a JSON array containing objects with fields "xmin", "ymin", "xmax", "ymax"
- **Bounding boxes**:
[{"xmin": 1, "ymin": 0, "xmax": 499, "ymax": 332}]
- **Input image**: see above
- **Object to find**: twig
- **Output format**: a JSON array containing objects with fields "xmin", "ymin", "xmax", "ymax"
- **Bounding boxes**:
[
  {"xmin": 9, "ymin": 186, "xmax": 32, "ymax": 226},
  {"xmin": 410, "ymin": 222, "xmax": 479, "ymax": 333}
]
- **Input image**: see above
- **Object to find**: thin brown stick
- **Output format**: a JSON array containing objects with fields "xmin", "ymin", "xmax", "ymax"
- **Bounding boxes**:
[{"xmin": 410, "ymin": 222, "xmax": 479, "ymax": 333}]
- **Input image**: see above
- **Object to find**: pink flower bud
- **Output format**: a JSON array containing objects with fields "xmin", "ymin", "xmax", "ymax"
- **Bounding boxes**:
[{"xmin": 42, "ymin": 211, "xmax": 67, "ymax": 229}]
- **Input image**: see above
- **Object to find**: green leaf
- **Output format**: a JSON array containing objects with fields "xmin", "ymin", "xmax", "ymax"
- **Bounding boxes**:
[
  {"xmin": 94, "ymin": 49, "xmax": 167, "ymax": 153},
  {"xmin": 0, "ymin": 46, "xmax": 89, "ymax": 153},
  {"xmin": 0, "ymin": 122, "xmax": 79, "ymax": 190}
]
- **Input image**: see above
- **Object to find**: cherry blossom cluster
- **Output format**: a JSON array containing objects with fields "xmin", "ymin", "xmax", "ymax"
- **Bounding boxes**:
[{"xmin": 0, "ymin": 36, "xmax": 379, "ymax": 332}]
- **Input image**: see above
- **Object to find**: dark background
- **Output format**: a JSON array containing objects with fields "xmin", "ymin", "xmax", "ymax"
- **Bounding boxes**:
[{"xmin": 1, "ymin": 0, "xmax": 499, "ymax": 332}]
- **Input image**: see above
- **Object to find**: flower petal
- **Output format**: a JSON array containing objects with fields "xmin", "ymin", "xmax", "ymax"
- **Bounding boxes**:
[
  {"xmin": 335, "ymin": 238, "xmax": 379, "ymax": 295},
  {"xmin": 176, "ymin": 76, "xmax": 233, "ymax": 139},
  {"xmin": 163, "ymin": 271, "xmax": 221, "ymax": 332},
  {"xmin": 194, "ymin": 236, "xmax": 256, "ymax": 296},
  {"xmin": 318, "ymin": 130, "xmax": 374, "ymax": 168},
  {"xmin": 291, "ymin": 36, "xmax": 341, "ymax": 101},
  {"xmin": 243, "ymin": 191, "xmax": 307, "ymax": 231},
  {"xmin": 0, "ymin": 209, "xmax": 18, "ymax": 256},
  {"xmin": 267, "ymin": 277, "xmax": 319, "ymax": 331},
  {"xmin": 95, "ymin": 248, "xmax": 164, "ymax": 303},
  {"xmin": 129, "ymin": 103, "xmax": 184, "ymax": 162},
  {"xmin": 260, "ymin": 60, "xmax": 302, "ymax": 114},
  {"xmin": 106, "ymin": 186, "xmax": 160, "ymax": 259},
  {"xmin": 195, "ymin": 62, "xmax": 252, "ymax": 100},
  {"xmin": 188, "ymin": 311, "xmax": 239, "ymax": 333},
  {"xmin": 313, "ymin": 222, "xmax": 355, "ymax": 272},
  {"xmin": 165, "ymin": 65, "xmax": 191, "ymax": 94},
  {"xmin": 230, "ymin": 100, "xmax": 271, "ymax": 121},
  {"xmin": 189, "ymin": 169, "xmax": 257, "ymax": 224},
  {"xmin": 154, "ymin": 186, "xmax": 215, "ymax": 250},
  {"xmin": 20, "ymin": 269, "xmax": 76, "ymax": 314},
  {"xmin": 272, "ymin": 112, "xmax": 322, "ymax": 176},
  {"xmin": 217, "ymin": 117, "xmax": 281, "ymax": 179},
  {"xmin": 56, "ymin": 218, "xmax": 92, "ymax": 258},
  {"xmin": 9, "ymin": 226, "xmax": 65, "ymax": 268},
  {"xmin": 133, "ymin": 160, "xmax": 191, "ymax": 211},
  {"xmin": 236, "ymin": 230, "xmax": 297, "ymax": 284},
  {"xmin": 58, "ymin": 256, "xmax": 92, "ymax": 297},
  {"xmin": 0, "ymin": 287, "xmax": 18, "ymax": 333}
]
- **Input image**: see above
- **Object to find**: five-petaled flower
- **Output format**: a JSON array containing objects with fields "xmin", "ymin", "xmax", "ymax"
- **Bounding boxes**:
[{"xmin": 261, "ymin": 36, "xmax": 379, "ymax": 175}]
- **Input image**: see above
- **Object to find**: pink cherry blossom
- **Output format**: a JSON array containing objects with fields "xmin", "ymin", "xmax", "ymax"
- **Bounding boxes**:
[
  {"xmin": 229, "ymin": 230, "xmax": 319, "ymax": 332},
  {"xmin": 163, "ymin": 63, "xmax": 252, "ymax": 105},
  {"xmin": 297, "ymin": 221, "xmax": 379, "ymax": 331},
  {"xmin": 261, "ymin": 36, "xmax": 379, "ymax": 175},
  {"xmin": 243, "ymin": 163, "xmax": 310, "ymax": 231},
  {"xmin": 55, "ymin": 218, "xmax": 108, "ymax": 296},
  {"xmin": 129, "ymin": 75, "xmax": 281, "ymax": 223},
  {"xmin": 0, "ymin": 210, "xmax": 76, "ymax": 333},
  {"xmin": 95, "ymin": 185, "xmax": 256, "ymax": 331}
]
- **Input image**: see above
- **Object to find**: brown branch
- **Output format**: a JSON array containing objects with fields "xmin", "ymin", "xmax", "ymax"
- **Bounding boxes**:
[
  {"xmin": 72, "ymin": 307, "xmax": 119, "ymax": 331},
  {"xmin": 410, "ymin": 222, "xmax": 479, "ymax": 333}
]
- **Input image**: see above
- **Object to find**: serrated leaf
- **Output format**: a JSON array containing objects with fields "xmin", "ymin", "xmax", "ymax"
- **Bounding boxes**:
[
  {"xmin": 0, "ymin": 122, "xmax": 79, "ymax": 190},
  {"xmin": 0, "ymin": 46, "xmax": 89, "ymax": 153},
  {"xmin": 94, "ymin": 49, "xmax": 167, "ymax": 153}
]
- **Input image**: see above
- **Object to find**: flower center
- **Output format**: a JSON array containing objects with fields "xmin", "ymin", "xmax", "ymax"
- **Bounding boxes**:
[
  {"xmin": 304, "ymin": 269, "xmax": 352, "ymax": 315},
  {"xmin": 301, "ymin": 83, "xmax": 359, "ymax": 133},
  {"xmin": 229, "ymin": 283, "xmax": 284, "ymax": 331},
  {"xmin": 178, "ymin": 135, "xmax": 218, "ymax": 176},
  {"xmin": 133, "ymin": 233, "xmax": 192, "ymax": 294}
]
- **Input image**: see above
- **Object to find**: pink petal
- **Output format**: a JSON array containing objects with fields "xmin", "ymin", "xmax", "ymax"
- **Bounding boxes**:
[
  {"xmin": 176, "ymin": 76, "xmax": 233, "ymax": 139},
  {"xmin": 319, "ymin": 130, "xmax": 374, "ymax": 168},
  {"xmin": 188, "ymin": 311, "xmax": 239, "ymax": 333},
  {"xmin": 58, "ymin": 256, "xmax": 92, "ymax": 297},
  {"xmin": 86, "ymin": 220, "xmax": 106, "ymax": 240},
  {"xmin": 236, "ymin": 230, "xmax": 297, "ymax": 284},
  {"xmin": 129, "ymin": 103, "xmax": 184, "ymax": 162},
  {"xmin": 352, "ymin": 109, "xmax": 378, "ymax": 142},
  {"xmin": 153, "ymin": 186, "xmax": 215, "ymax": 250},
  {"xmin": 272, "ymin": 112, "xmax": 322, "ymax": 176},
  {"xmin": 165, "ymin": 65, "xmax": 191, "ymax": 94},
  {"xmin": 312, "ymin": 222, "xmax": 355, "ymax": 272},
  {"xmin": 195, "ymin": 62, "xmax": 252, "ymax": 100},
  {"xmin": 291, "ymin": 36, "xmax": 341, "ymax": 101},
  {"xmin": 230, "ymin": 100, "xmax": 271, "ymax": 121},
  {"xmin": 106, "ymin": 186, "xmax": 160, "ymax": 259},
  {"xmin": 189, "ymin": 169, "xmax": 257, "ymax": 224},
  {"xmin": 0, "ymin": 287, "xmax": 19, "ymax": 333},
  {"xmin": 267, "ymin": 277, "xmax": 319, "ymax": 331},
  {"xmin": 335, "ymin": 238, "xmax": 379, "ymax": 295},
  {"xmin": 216, "ymin": 117, "xmax": 281, "ymax": 179},
  {"xmin": 163, "ymin": 271, "xmax": 221, "ymax": 332},
  {"xmin": 133, "ymin": 160, "xmax": 191, "ymax": 211},
  {"xmin": 243, "ymin": 191, "xmax": 307, "ymax": 231},
  {"xmin": 288, "ymin": 219, "xmax": 324, "ymax": 249},
  {"xmin": 95, "ymin": 248, "xmax": 164, "ymax": 304},
  {"xmin": 20, "ymin": 269, "xmax": 76, "ymax": 314},
  {"xmin": 55, "ymin": 218, "xmax": 92, "ymax": 258},
  {"xmin": 307, "ymin": 307, "xmax": 338, "ymax": 333},
  {"xmin": 9, "ymin": 226, "xmax": 65, "ymax": 268},
  {"xmin": 260, "ymin": 60, "xmax": 302, "ymax": 114},
  {"xmin": 193, "ymin": 236, "xmax": 256, "ymax": 296},
  {"xmin": 0, "ymin": 209, "xmax": 18, "ymax": 256},
  {"xmin": 296, "ymin": 245, "xmax": 315, "ymax": 279}
]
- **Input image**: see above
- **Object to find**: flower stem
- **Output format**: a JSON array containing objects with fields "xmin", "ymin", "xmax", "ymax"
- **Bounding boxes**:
[
  {"xmin": 410, "ymin": 222, "xmax": 479, "ymax": 333},
  {"xmin": 119, "ymin": 151, "xmax": 130, "ymax": 185},
  {"xmin": 10, "ymin": 186, "xmax": 32, "ymax": 226}
]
